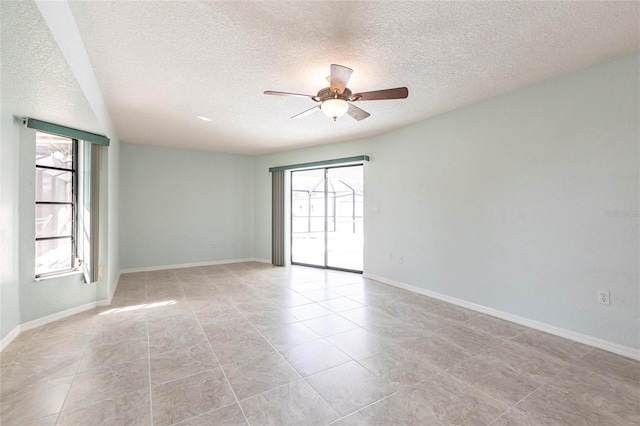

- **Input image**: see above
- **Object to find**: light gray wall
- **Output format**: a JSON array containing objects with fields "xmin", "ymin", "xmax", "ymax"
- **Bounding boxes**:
[
  {"xmin": 33, "ymin": 0, "xmax": 123, "ymax": 304},
  {"xmin": 254, "ymin": 53, "xmax": 639, "ymax": 350},
  {"xmin": 119, "ymin": 142, "xmax": 255, "ymax": 269},
  {"xmin": 0, "ymin": 0, "xmax": 118, "ymax": 336},
  {"xmin": 1, "ymin": 0, "xmax": 25, "ymax": 340},
  {"xmin": 105, "ymin": 141, "xmax": 120, "ymax": 300},
  {"xmin": 253, "ymin": 139, "xmax": 370, "ymax": 262},
  {"xmin": 0, "ymin": 114, "xmax": 22, "ymax": 339},
  {"xmin": 0, "ymin": 119, "xmax": 116, "ymax": 336},
  {"xmin": 17, "ymin": 127, "xmax": 108, "ymax": 323},
  {"xmin": 91, "ymin": 143, "xmax": 118, "ymax": 303}
]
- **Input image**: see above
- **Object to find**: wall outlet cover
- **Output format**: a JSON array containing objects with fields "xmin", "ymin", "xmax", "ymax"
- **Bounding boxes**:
[{"xmin": 598, "ymin": 290, "xmax": 610, "ymax": 305}]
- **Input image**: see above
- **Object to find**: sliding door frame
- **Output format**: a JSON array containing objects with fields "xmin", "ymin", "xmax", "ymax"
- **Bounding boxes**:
[{"xmin": 290, "ymin": 163, "xmax": 364, "ymax": 274}]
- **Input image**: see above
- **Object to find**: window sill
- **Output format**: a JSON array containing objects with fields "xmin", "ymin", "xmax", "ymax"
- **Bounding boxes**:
[{"xmin": 35, "ymin": 269, "xmax": 83, "ymax": 282}]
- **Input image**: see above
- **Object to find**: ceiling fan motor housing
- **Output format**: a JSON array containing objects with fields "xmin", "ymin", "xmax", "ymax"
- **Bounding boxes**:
[
  {"xmin": 317, "ymin": 87, "xmax": 352, "ymax": 101},
  {"xmin": 264, "ymin": 64, "xmax": 407, "ymax": 121}
]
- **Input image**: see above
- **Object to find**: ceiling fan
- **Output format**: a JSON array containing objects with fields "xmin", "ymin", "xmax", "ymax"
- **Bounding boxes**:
[{"xmin": 264, "ymin": 64, "xmax": 408, "ymax": 121}]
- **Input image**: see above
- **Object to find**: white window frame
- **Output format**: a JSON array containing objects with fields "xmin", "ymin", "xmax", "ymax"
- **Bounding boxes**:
[{"xmin": 34, "ymin": 131, "xmax": 81, "ymax": 278}]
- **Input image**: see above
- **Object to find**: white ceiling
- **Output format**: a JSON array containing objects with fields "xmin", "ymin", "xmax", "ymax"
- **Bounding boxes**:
[
  {"xmin": 7, "ymin": 1, "xmax": 640, "ymax": 155},
  {"xmin": 1, "ymin": 1, "xmax": 102, "ymax": 136}
]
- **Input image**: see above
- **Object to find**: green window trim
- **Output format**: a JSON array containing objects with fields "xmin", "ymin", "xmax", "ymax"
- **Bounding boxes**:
[
  {"xmin": 25, "ymin": 118, "xmax": 110, "ymax": 146},
  {"xmin": 268, "ymin": 155, "xmax": 369, "ymax": 173}
]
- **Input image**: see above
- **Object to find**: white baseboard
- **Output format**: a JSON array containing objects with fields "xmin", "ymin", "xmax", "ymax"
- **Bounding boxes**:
[
  {"xmin": 20, "ymin": 301, "xmax": 97, "ymax": 332},
  {"xmin": 363, "ymin": 273, "xmax": 640, "ymax": 361},
  {"xmin": 0, "ymin": 326, "xmax": 21, "ymax": 352},
  {"xmin": 120, "ymin": 258, "xmax": 272, "ymax": 274},
  {"xmin": 97, "ymin": 270, "xmax": 121, "ymax": 306},
  {"xmin": 1, "ymin": 302, "xmax": 97, "ymax": 352},
  {"xmin": 249, "ymin": 258, "xmax": 272, "ymax": 264},
  {"xmin": 101, "ymin": 259, "xmax": 270, "ymax": 302},
  {"xmin": 3, "ymin": 259, "xmax": 276, "ymax": 351}
]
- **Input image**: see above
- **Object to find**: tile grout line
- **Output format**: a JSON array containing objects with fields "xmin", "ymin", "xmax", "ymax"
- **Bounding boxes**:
[
  {"xmin": 13, "ymin": 264, "xmax": 628, "ymax": 426},
  {"xmin": 235, "ymin": 283, "xmax": 422, "ymax": 425},
  {"xmin": 27, "ymin": 311, "xmax": 107, "ymax": 425},
  {"xmin": 505, "ymin": 331, "xmax": 595, "ymax": 367},
  {"xmin": 0, "ymin": 328, "xmax": 40, "ymax": 374},
  {"xmin": 486, "ymin": 346, "xmax": 596, "ymax": 425},
  {"xmin": 441, "ymin": 336, "xmax": 594, "ymax": 424},
  {"xmin": 241, "ymin": 274, "xmax": 441, "ymax": 424},
  {"xmin": 324, "ymin": 390, "xmax": 401, "ymax": 425},
  {"xmin": 51, "ymin": 335, "xmax": 90, "ymax": 425},
  {"xmin": 288, "ymin": 285, "xmax": 397, "ymax": 424},
  {"xmin": 439, "ymin": 337, "xmax": 509, "ymax": 374},
  {"xmin": 373, "ymin": 303, "xmax": 529, "ymax": 376},
  {"xmin": 145, "ymin": 278, "xmax": 155, "ymax": 426},
  {"xmin": 366, "ymin": 299, "xmax": 522, "ymax": 351},
  {"xmin": 45, "ymin": 279, "xmax": 150, "ymax": 424},
  {"xmin": 233, "ymin": 302, "xmax": 343, "ymax": 421},
  {"xmin": 219, "ymin": 266, "xmax": 515, "ymax": 424},
  {"xmin": 442, "ymin": 370, "xmax": 512, "ymax": 416},
  {"xmin": 180, "ymin": 275, "xmax": 252, "ymax": 426},
  {"xmin": 318, "ymin": 338, "xmax": 445, "ymax": 424},
  {"xmin": 119, "ymin": 268, "xmax": 260, "ymax": 424}
]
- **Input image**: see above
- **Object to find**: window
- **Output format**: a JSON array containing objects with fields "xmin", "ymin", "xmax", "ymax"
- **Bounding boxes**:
[
  {"xmin": 27, "ymin": 118, "xmax": 109, "ymax": 282},
  {"xmin": 35, "ymin": 131, "xmax": 79, "ymax": 277}
]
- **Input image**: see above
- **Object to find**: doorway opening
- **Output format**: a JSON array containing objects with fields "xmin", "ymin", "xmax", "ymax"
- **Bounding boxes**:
[{"xmin": 290, "ymin": 164, "xmax": 363, "ymax": 273}]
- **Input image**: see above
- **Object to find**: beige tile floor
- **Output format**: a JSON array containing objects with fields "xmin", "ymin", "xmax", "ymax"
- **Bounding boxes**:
[{"xmin": 1, "ymin": 262, "xmax": 638, "ymax": 425}]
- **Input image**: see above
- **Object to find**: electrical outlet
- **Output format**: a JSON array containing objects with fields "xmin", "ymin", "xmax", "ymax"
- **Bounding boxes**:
[
  {"xmin": 598, "ymin": 290, "xmax": 610, "ymax": 306},
  {"xmin": 388, "ymin": 253, "xmax": 392, "ymax": 261},
  {"xmin": 211, "ymin": 243, "xmax": 216, "ymax": 248},
  {"xmin": 398, "ymin": 255, "xmax": 404, "ymax": 264}
]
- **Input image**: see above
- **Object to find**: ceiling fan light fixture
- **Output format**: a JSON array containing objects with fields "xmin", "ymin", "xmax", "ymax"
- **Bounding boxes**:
[
  {"xmin": 264, "ymin": 64, "xmax": 407, "ymax": 122},
  {"xmin": 320, "ymin": 98, "xmax": 349, "ymax": 120}
]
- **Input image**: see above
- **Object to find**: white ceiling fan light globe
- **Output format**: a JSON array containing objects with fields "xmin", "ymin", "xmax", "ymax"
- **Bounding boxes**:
[{"xmin": 321, "ymin": 98, "xmax": 349, "ymax": 120}]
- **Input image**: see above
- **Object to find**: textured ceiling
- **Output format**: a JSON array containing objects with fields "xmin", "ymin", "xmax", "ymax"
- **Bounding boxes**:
[
  {"xmin": 1, "ymin": 1, "xmax": 102, "ymax": 135},
  {"xmin": 22, "ymin": 1, "xmax": 640, "ymax": 154}
]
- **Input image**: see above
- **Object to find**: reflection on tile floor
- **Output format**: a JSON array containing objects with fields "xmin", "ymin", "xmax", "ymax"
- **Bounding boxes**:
[{"xmin": 1, "ymin": 262, "xmax": 638, "ymax": 425}]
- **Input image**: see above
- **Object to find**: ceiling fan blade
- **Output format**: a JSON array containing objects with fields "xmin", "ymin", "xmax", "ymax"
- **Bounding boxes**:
[
  {"xmin": 330, "ymin": 64, "xmax": 353, "ymax": 94},
  {"xmin": 347, "ymin": 103, "xmax": 370, "ymax": 121},
  {"xmin": 351, "ymin": 87, "xmax": 408, "ymax": 101},
  {"xmin": 291, "ymin": 105, "xmax": 320, "ymax": 119},
  {"xmin": 264, "ymin": 91, "xmax": 320, "ymax": 101}
]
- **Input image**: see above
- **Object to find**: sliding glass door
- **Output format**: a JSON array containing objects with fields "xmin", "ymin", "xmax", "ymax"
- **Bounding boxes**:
[
  {"xmin": 291, "ymin": 164, "xmax": 363, "ymax": 272},
  {"xmin": 326, "ymin": 166, "xmax": 363, "ymax": 270},
  {"xmin": 291, "ymin": 168, "xmax": 325, "ymax": 266}
]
